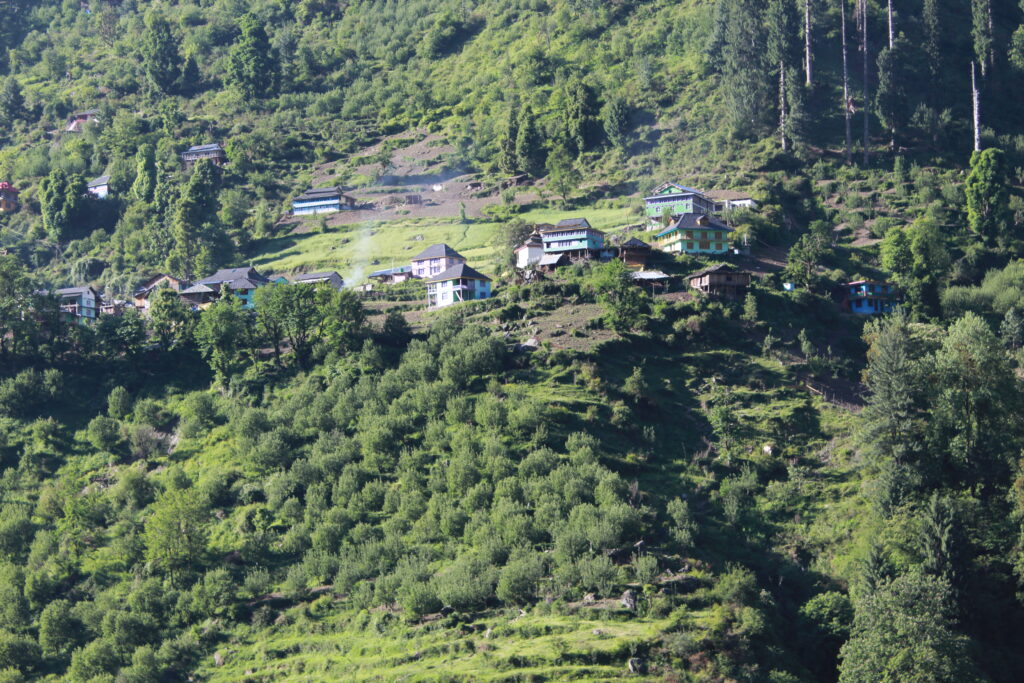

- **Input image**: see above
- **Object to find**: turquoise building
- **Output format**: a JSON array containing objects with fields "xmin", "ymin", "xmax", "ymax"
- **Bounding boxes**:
[
  {"xmin": 541, "ymin": 218, "xmax": 605, "ymax": 258},
  {"xmin": 644, "ymin": 183, "xmax": 716, "ymax": 222}
]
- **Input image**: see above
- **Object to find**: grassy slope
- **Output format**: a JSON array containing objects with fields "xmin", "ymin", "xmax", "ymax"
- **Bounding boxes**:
[{"xmin": 250, "ymin": 205, "xmax": 637, "ymax": 278}]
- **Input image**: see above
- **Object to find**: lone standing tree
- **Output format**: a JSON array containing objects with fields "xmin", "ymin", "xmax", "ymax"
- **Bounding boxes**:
[
  {"xmin": 228, "ymin": 14, "xmax": 279, "ymax": 99},
  {"xmin": 965, "ymin": 147, "xmax": 1010, "ymax": 246}
]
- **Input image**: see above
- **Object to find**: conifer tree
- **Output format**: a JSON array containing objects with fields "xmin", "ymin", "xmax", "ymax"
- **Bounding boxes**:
[
  {"xmin": 0, "ymin": 76, "xmax": 23, "ymax": 126},
  {"xmin": 767, "ymin": 0, "xmax": 798, "ymax": 152},
  {"xmin": 228, "ymin": 14, "xmax": 279, "ymax": 100},
  {"xmin": 971, "ymin": 0, "xmax": 993, "ymax": 77},
  {"xmin": 561, "ymin": 76, "xmax": 597, "ymax": 156},
  {"xmin": 140, "ymin": 12, "xmax": 182, "ymax": 94},
  {"xmin": 39, "ymin": 168, "xmax": 86, "ymax": 243},
  {"xmin": 131, "ymin": 144, "xmax": 157, "ymax": 203},
  {"xmin": 168, "ymin": 160, "xmax": 221, "ymax": 281},
  {"xmin": 601, "ymin": 95, "xmax": 629, "ymax": 149},
  {"xmin": 497, "ymin": 106, "xmax": 519, "ymax": 174},
  {"xmin": 965, "ymin": 147, "xmax": 1010, "ymax": 246},
  {"xmin": 514, "ymin": 106, "xmax": 545, "ymax": 177},
  {"xmin": 875, "ymin": 37, "xmax": 911, "ymax": 150}
]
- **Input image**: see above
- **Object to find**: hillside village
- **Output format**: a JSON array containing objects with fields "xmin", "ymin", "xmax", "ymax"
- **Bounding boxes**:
[{"xmin": 5, "ymin": 150, "xmax": 897, "ymax": 326}]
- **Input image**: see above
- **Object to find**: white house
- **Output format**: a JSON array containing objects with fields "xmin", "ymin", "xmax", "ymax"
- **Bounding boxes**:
[
  {"xmin": 514, "ymin": 231, "xmax": 544, "ymax": 268},
  {"xmin": 706, "ymin": 189, "xmax": 759, "ymax": 213},
  {"xmin": 426, "ymin": 263, "xmax": 492, "ymax": 308},
  {"xmin": 292, "ymin": 187, "xmax": 357, "ymax": 216},
  {"xmin": 87, "ymin": 175, "xmax": 110, "ymax": 199},
  {"xmin": 411, "ymin": 243, "xmax": 466, "ymax": 278}
]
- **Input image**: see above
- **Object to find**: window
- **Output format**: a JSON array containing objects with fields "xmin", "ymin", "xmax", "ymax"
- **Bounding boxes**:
[{"xmin": 686, "ymin": 242, "xmax": 694, "ymax": 250}]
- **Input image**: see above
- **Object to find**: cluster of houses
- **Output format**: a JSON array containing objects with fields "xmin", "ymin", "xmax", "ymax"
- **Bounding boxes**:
[{"xmin": 367, "ymin": 243, "xmax": 493, "ymax": 308}]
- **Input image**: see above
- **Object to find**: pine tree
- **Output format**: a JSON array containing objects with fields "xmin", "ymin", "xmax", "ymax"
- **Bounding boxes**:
[
  {"xmin": 228, "ymin": 14, "xmax": 279, "ymax": 100},
  {"xmin": 168, "ymin": 160, "xmax": 222, "ymax": 281},
  {"xmin": 841, "ymin": 0, "xmax": 853, "ymax": 163},
  {"xmin": 0, "ymin": 76, "xmax": 23, "ymax": 126},
  {"xmin": 131, "ymin": 144, "xmax": 157, "ymax": 203},
  {"xmin": 140, "ymin": 12, "xmax": 182, "ymax": 94},
  {"xmin": 922, "ymin": 0, "xmax": 942, "ymax": 82},
  {"xmin": 875, "ymin": 37, "xmax": 911, "ymax": 151},
  {"xmin": 767, "ymin": 0, "xmax": 798, "ymax": 152},
  {"xmin": 561, "ymin": 76, "xmax": 597, "ymax": 156},
  {"xmin": 497, "ymin": 106, "xmax": 519, "ymax": 175},
  {"xmin": 39, "ymin": 168, "xmax": 86, "ymax": 243},
  {"xmin": 1000, "ymin": 307, "xmax": 1024, "ymax": 349},
  {"xmin": 965, "ymin": 147, "xmax": 1010, "ymax": 246},
  {"xmin": 601, "ymin": 95, "xmax": 629, "ymax": 149},
  {"xmin": 971, "ymin": 0, "xmax": 993, "ymax": 77},
  {"xmin": 514, "ymin": 106, "xmax": 545, "ymax": 177},
  {"xmin": 718, "ymin": 0, "xmax": 771, "ymax": 139}
]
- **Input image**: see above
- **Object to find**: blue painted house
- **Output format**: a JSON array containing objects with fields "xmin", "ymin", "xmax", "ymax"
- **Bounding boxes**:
[
  {"xmin": 54, "ymin": 286, "xmax": 100, "ymax": 324},
  {"xmin": 426, "ymin": 263, "xmax": 492, "ymax": 308},
  {"xmin": 292, "ymin": 186, "xmax": 357, "ymax": 216},
  {"xmin": 181, "ymin": 267, "xmax": 270, "ymax": 310},
  {"xmin": 844, "ymin": 280, "xmax": 896, "ymax": 315},
  {"xmin": 541, "ymin": 218, "xmax": 605, "ymax": 259},
  {"xmin": 644, "ymin": 183, "xmax": 716, "ymax": 223}
]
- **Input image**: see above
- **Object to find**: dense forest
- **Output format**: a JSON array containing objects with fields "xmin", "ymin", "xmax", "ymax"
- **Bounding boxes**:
[{"xmin": 2, "ymin": 0, "xmax": 1024, "ymax": 681}]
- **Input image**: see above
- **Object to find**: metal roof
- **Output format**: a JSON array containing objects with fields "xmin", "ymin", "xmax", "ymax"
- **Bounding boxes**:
[
  {"xmin": 183, "ymin": 143, "xmax": 225, "ymax": 154},
  {"xmin": 554, "ymin": 217, "xmax": 592, "ymax": 229},
  {"xmin": 656, "ymin": 213, "xmax": 733, "ymax": 238},
  {"xmin": 87, "ymin": 175, "xmax": 110, "ymax": 188}
]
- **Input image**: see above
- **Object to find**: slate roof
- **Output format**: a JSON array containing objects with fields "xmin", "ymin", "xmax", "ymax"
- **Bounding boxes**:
[
  {"xmin": 705, "ymin": 189, "xmax": 756, "ymax": 202},
  {"xmin": 180, "ymin": 284, "xmax": 215, "ymax": 295},
  {"xmin": 687, "ymin": 263, "xmax": 742, "ymax": 279},
  {"xmin": 538, "ymin": 253, "xmax": 568, "ymax": 267},
  {"xmin": 294, "ymin": 187, "xmax": 351, "ymax": 201},
  {"xmin": 226, "ymin": 278, "xmax": 262, "ymax": 290},
  {"xmin": 412, "ymin": 243, "xmax": 464, "ymax": 261},
  {"xmin": 196, "ymin": 267, "xmax": 269, "ymax": 286},
  {"xmin": 426, "ymin": 263, "xmax": 491, "ymax": 283},
  {"xmin": 69, "ymin": 109, "xmax": 100, "ymax": 119},
  {"xmin": 183, "ymin": 143, "xmax": 225, "ymax": 155},
  {"xmin": 620, "ymin": 237, "xmax": 652, "ymax": 249},
  {"xmin": 55, "ymin": 286, "xmax": 98, "ymax": 297},
  {"xmin": 87, "ymin": 175, "xmax": 110, "ymax": 188},
  {"xmin": 294, "ymin": 271, "xmax": 343, "ymax": 283},
  {"xmin": 554, "ymin": 218, "xmax": 592, "ymax": 230},
  {"xmin": 656, "ymin": 213, "xmax": 733, "ymax": 238}
]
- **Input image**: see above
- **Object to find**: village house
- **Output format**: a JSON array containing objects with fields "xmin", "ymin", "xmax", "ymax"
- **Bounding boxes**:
[
  {"xmin": 656, "ymin": 213, "xmax": 734, "ymax": 255},
  {"xmin": 66, "ymin": 109, "xmax": 99, "ymax": 133},
  {"xmin": 181, "ymin": 267, "xmax": 270, "ymax": 310},
  {"xmin": 292, "ymin": 187, "xmax": 357, "ymax": 216},
  {"xmin": 87, "ymin": 175, "xmax": 110, "ymax": 199},
  {"xmin": 368, "ymin": 265, "xmax": 415, "ymax": 285},
  {"xmin": 100, "ymin": 299, "xmax": 127, "ymax": 316},
  {"xmin": 843, "ymin": 280, "xmax": 896, "ymax": 315},
  {"xmin": 631, "ymin": 270, "xmax": 672, "ymax": 294},
  {"xmin": 706, "ymin": 189, "xmax": 759, "ymax": 213},
  {"xmin": 412, "ymin": 244, "xmax": 466, "ymax": 278},
  {"xmin": 541, "ymin": 218, "xmax": 606, "ymax": 260},
  {"xmin": 0, "ymin": 183, "xmax": 19, "ymax": 212},
  {"xmin": 618, "ymin": 237, "xmax": 652, "ymax": 269},
  {"xmin": 182, "ymin": 143, "xmax": 228, "ymax": 170},
  {"xmin": 133, "ymin": 274, "xmax": 187, "ymax": 311},
  {"xmin": 644, "ymin": 183, "xmax": 716, "ymax": 225},
  {"xmin": 687, "ymin": 264, "xmax": 752, "ymax": 299},
  {"xmin": 426, "ymin": 263, "xmax": 492, "ymax": 308},
  {"xmin": 54, "ymin": 286, "xmax": 100, "ymax": 323},
  {"xmin": 514, "ymin": 231, "xmax": 545, "ymax": 268},
  {"xmin": 293, "ymin": 271, "xmax": 345, "ymax": 290}
]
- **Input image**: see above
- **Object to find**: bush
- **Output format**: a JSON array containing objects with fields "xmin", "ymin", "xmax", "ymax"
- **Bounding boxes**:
[
  {"xmin": 0, "ymin": 632, "xmax": 39, "ymax": 674},
  {"xmin": 87, "ymin": 416, "xmax": 123, "ymax": 453},
  {"xmin": 496, "ymin": 552, "xmax": 545, "ymax": 605}
]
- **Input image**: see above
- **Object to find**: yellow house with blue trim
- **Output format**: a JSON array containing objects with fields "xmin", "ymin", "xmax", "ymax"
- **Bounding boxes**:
[{"xmin": 656, "ymin": 213, "xmax": 733, "ymax": 255}]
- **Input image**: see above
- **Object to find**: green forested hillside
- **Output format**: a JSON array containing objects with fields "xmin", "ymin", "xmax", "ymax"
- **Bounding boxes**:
[{"xmin": 3, "ymin": 0, "xmax": 1024, "ymax": 682}]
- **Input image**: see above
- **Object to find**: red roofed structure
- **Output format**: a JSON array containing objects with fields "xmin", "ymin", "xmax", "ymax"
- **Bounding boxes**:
[{"xmin": 0, "ymin": 183, "xmax": 19, "ymax": 213}]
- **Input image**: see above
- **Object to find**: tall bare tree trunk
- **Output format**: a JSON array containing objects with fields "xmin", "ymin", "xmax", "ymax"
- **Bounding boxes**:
[
  {"xmin": 972, "ymin": 61, "xmax": 982, "ymax": 152},
  {"xmin": 842, "ymin": 0, "xmax": 853, "ymax": 163},
  {"xmin": 780, "ymin": 64, "xmax": 790, "ymax": 152},
  {"xmin": 805, "ymin": 0, "xmax": 813, "ymax": 86},
  {"xmin": 887, "ymin": 0, "xmax": 894, "ymax": 48},
  {"xmin": 861, "ymin": 0, "xmax": 870, "ymax": 165}
]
